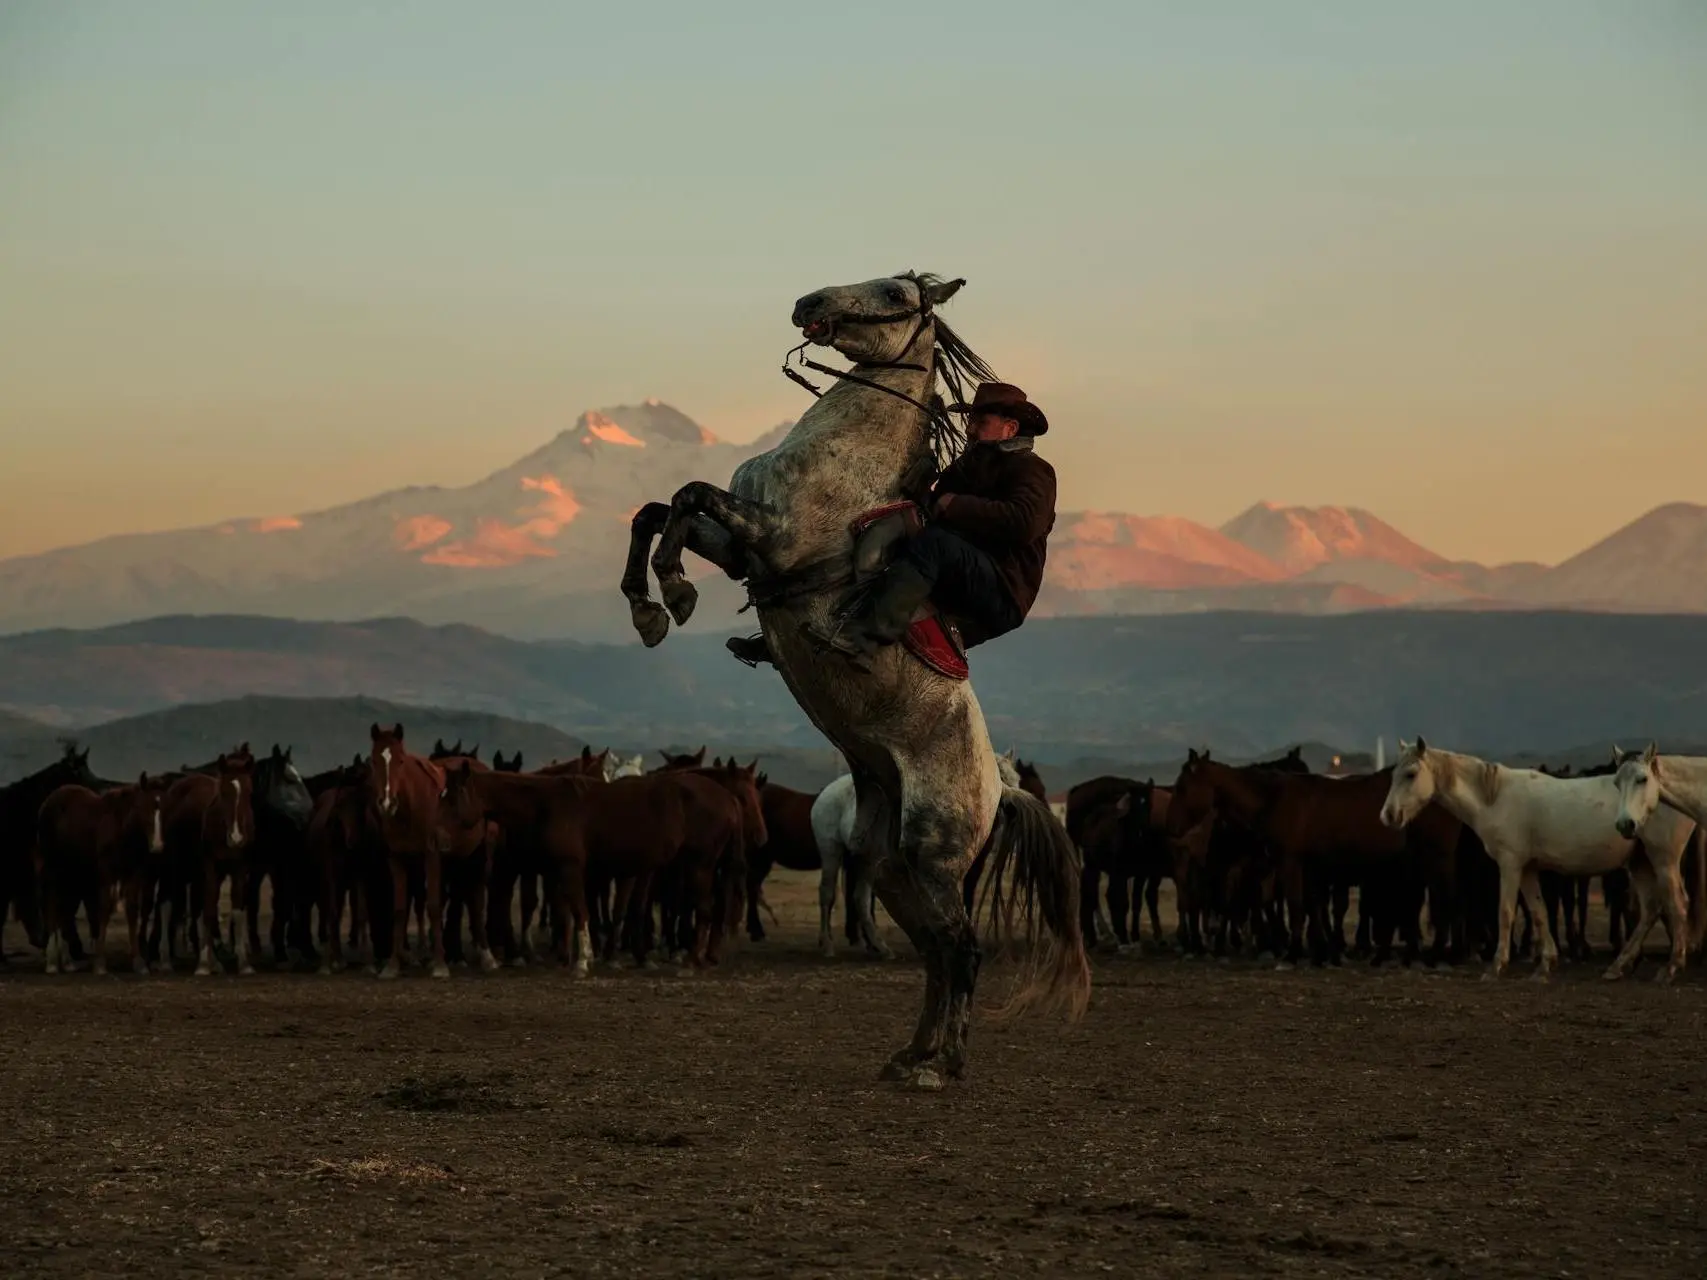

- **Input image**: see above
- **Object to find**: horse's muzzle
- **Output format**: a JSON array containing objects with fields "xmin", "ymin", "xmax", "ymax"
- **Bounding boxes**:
[{"xmin": 1615, "ymin": 817, "xmax": 1636, "ymax": 839}]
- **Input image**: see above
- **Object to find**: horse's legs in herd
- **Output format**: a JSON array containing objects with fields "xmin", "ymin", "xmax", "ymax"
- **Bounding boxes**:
[
  {"xmin": 847, "ymin": 853, "xmax": 890, "ymax": 958},
  {"xmin": 1517, "ymin": 867, "xmax": 1555, "ymax": 981},
  {"xmin": 1636, "ymin": 855, "xmax": 1689, "ymax": 983},
  {"xmin": 379, "ymin": 857, "xmax": 409, "ymax": 980},
  {"xmin": 88, "ymin": 879, "xmax": 111, "ymax": 976},
  {"xmin": 423, "ymin": 851, "xmax": 449, "ymax": 979},
  {"xmin": 1143, "ymin": 874, "xmax": 1164, "ymax": 950},
  {"xmin": 319, "ymin": 857, "xmax": 344, "ymax": 974},
  {"xmin": 817, "ymin": 844, "xmax": 842, "ymax": 957},
  {"xmin": 1488, "ymin": 857, "xmax": 1521, "ymax": 979}
]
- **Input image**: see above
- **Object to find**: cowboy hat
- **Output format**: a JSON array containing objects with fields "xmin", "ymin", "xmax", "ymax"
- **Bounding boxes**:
[{"xmin": 947, "ymin": 382, "xmax": 1048, "ymax": 436}]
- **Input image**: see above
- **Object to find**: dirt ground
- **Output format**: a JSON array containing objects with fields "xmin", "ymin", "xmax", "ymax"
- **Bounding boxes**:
[{"xmin": 3, "ymin": 873, "xmax": 1705, "ymax": 1278}]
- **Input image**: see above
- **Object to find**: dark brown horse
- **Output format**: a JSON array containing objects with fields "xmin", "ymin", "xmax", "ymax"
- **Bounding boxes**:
[
  {"xmin": 303, "ymin": 759, "xmax": 375, "ymax": 973},
  {"xmin": 1, "ymin": 742, "xmax": 102, "ymax": 959},
  {"xmin": 35, "ymin": 775, "xmax": 171, "ymax": 974},
  {"xmin": 159, "ymin": 749, "xmax": 256, "ymax": 975},
  {"xmin": 744, "ymin": 774, "xmax": 820, "ymax": 942},
  {"xmin": 1169, "ymin": 753, "xmax": 1462, "ymax": 966},
  {"xmin": 1014, "ymin": 759, "xmax": 1048, "ymax": 803},
  {"xmin": 366, "ymin": 723, "xmax": 451, "ymax": 979}
]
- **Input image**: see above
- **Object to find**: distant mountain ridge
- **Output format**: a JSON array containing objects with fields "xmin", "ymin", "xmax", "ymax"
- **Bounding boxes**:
[
  {"xmin": 1, "ymin": 401, "xmax": 1704, "ymax": 635},
  {"xmin": 8, "ymin": 612, "xmax": 1707, "ymax": 773}
]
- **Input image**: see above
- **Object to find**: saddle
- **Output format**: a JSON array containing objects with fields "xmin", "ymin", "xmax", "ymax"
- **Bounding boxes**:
[{"xmin": 849, "ymin": 501, "xmax": 969, "ymax": 681}]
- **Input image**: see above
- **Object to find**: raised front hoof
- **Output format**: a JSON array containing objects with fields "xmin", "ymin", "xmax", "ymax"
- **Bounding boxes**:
[
  {"xmin": 377, "ymin": 962, "xmax": 401, "ymax": 981},
  {"xmin": 659, "ymin": 577, "xmax": 699, "ymax": 626},
  {"xmin": 430, "ymin": 962, "xmax": 451, "ymax": 980},
  {"xmin": 631, "ymin": 601, "xmax": 671, "ymax": 648}
]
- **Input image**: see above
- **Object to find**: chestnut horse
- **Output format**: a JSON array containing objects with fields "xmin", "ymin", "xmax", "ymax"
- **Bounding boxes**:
[
  {"xmin": 159, "ymin": 749, "xmax": 256, "ymax": 976},
  {"xmin": 366, "ymin": 724, "xmax": 451, "ymax": 979},
  {"xmin": 35, "ymin": 775, "xmax": 171, "ymax": 974}
]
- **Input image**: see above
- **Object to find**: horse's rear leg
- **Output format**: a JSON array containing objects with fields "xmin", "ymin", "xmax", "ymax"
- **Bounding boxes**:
[
  {"xmin": 817, "ymin": 846, "xmax": 842, "ymax": 957},
  {"xmin": 871, "ymin": 861, "xmax": 954, "ymax": 1088},
  {"xmin": 424, "ymin": 852, "xmax": 449, "ymax": 979}
]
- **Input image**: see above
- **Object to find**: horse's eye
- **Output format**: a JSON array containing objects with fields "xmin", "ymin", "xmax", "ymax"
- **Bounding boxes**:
[{"xmin": 887, "ymin": 286, "xmax": 907, "ymax": 304}]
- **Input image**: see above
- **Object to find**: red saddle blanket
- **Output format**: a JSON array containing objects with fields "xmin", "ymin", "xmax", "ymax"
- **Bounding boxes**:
[{"xmin": 848, "ymin": 502, "xmax": 969, "ymax": 682}]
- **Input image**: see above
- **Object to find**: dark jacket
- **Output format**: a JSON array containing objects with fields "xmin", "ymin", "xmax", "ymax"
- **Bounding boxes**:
[{"xmin": 930, "ymin": 439, "xmax": 1057, "ymax": 620}]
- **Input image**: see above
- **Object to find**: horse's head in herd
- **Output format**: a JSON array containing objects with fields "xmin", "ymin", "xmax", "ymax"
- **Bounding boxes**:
[
  {"xmin": 1015, "ymin": 759, "xmax": 1048, "ymax": 803},
  {"xmin": 1166, "ymin": 749, "xmax": 1219, "ymax": 838},
  {"xmin": 437, "ymin": 759, "xmax": 486, "ymax": 843},
  {"xmin": 713, "ymin": 759, "xmax": 769, "ymax": 850},
  {"xmin": 369, "ymin": 722, "xmax": 408, "ymax": 817},
  {"xmin": 131, "ymin": 772, "xmax": 172, "ymax": 855},
  {"xmin": 210, "ymin": 751, "xmax": 255, "ymax": 850},
  {"xmin": 1379, "ymin": 739, "xmax": 1437, "ymax": 829},
  {"xmin": 492, "ymin": 750, "xmax": 525, "ymax": 773},
  {"xmin": 792, "ymin": 272, "xmax": 965, "ymax": 366},
  {"xmin": 258, "ymin": 743, "xmax": 314, "ymax": 831},
  {"xmin": 609, "ymin": 753, "xmax": 646, "ymax": 780},
  {"xmin": 1613, "ymin": 742, "xmax": 1662, "ymax": 839},
  {"xmin": 656, "ymin": 747, "xmax": 706, "ymax": 773}
]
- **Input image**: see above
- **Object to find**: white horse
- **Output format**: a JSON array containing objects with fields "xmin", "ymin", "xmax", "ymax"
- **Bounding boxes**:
[
  {"xmin": 605, "ymin": 753, "xmax": 647, "ymax": 781},
  {"xmin": 1380, "ymin": 738, "xmax": 1697, "ymax": 981},
  {"xmin": 812, "ymin": 752, "xmax": 1024, "ymax": 961},
  {"xmin": 623, "ymin": 271, "xmax": 1088, "ymax": 1088},
  {"xmin": 1612, "ymin": 745, "xmax": 1707, "ymax": 953}
]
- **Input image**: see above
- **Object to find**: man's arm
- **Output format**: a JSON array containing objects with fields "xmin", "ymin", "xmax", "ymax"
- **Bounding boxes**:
[{"xmin": 933, "ymin": 458, "xmax": 1056, "ymax": 544}]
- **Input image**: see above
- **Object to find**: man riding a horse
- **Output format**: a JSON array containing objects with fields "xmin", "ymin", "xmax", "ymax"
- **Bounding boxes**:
[{"xmin": 727, "ymin": 380, "xmax": 1056, "ymax": 671}]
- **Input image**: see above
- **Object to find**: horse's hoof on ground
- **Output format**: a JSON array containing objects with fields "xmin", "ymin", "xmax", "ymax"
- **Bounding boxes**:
[
  {"xmin": 660, "ymin": 577, "xmax": 699, "ymax": 626},
  {"xmin": 238, "ymin": 964, "xmax": 255, "ymax": 977},
  {"xmin": 864, "ymin": 944, "xmax": 892, "ymax": 961},
  {"xmin": 1529, "ymin": 967, "xmax": 1553, "ymax": 983},
  {"xmin": 509, "ymin": 954, "xmax": 528, "ymax": 969},
  {"xmin": 879, "ymin": 1058, "xmax": 914, "ymax": 1083},
  {"xmin": 631, "ymin": 600, "xmax": 671, "ymax": 647},
  {"xmin": 153, "ymin": 962, "xmax": 173, "ymax": 975},
  {"xmin": 318, "ymin": 965, "xmax": 333, "ymax": 977},
  {"xmin": 641, "ymin": 959, "xmax": 660, "ymax": 972},
  {"xmin": 906, "ymin": 1065, "xmax": 945, "ymax": 1092},
  {"xmin": 1601, "ymin": 966, "xmax": 1625, "ymax": 982},
  {"xmin": 1654, "ymin": 968, "xmax": 1678, "ymax": 985},
  {"xmin": 431, "ymin": 962, "xmax": 451, "ymax": 980},
  {"xmin": 572, "ymin": 964, "xmax": 590, "ymax": 980},
  {"xmin": 1273, "ymin": 961, "xmax": 1294, "ymax": 972},
  {"xmin": 479, "ymin": 951, "xmax": 500, "ymax": 973},
  {"xmin": 818, "ymin": 945, "xmax": 837, "ymax": 960},
  {"xmin": 377, "ymin": 963, "xmax": 400, "ymax": 981},
  {"xmin": 132, "ymin": 959, "xmax": 149, "ymax": 976}
]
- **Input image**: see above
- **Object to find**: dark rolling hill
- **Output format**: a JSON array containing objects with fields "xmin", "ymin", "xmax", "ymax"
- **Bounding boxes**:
[{"xmin": 5, "ymin": 611, "xmax": 1707, "ymax": 773}]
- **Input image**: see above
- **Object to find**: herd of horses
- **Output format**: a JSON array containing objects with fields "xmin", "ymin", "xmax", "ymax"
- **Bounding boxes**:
[
  {"xmin": 3, "ymin": 729, "xmax": 1706, "ymax": 985},
  {"xmin": 1074, "ymin": 742, "xmax": 1707, "ymax": 983}
]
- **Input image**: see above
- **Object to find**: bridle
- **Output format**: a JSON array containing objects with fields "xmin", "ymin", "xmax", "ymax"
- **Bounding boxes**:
[{"xmin": 779, "ymin": 279, "xmax": 968, "ymax": 471}]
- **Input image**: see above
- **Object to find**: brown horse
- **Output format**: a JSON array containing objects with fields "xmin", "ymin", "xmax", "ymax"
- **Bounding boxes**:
[
  {"xmin": 1014, "ymin": 759, "xmax": 1048, "ymax": 804},
  {"xmin": 366, "ymin": 723, "xmax": 452, "ymax": 979},
  {"xmin": 35, "ymin": 775, "xmax": 171, "ymax": 974},
  {"xmin": 304, "ymin": 760, "xmax": 374, "ymax": 974},
  {"xmin": 1, "ymin": 742, "xmax": 102, "ymax": 959},
  {"xmin": 160, "ymin": 750, "xmax": 256, "ymax": 976},
  {"xmin": 648, "ymin": 761, "xmax": 768, "ymax": 963},
  {"xmin": 744, "ymin": 774, "xmax": 820, "ymax": 942},
  {"xmin": 537, "ymin": 747, "xmax": 611, "ymax": 778},
  {"xmin": 1170, "ymin": 752, "xmax": 1462, "ymax": 966}
]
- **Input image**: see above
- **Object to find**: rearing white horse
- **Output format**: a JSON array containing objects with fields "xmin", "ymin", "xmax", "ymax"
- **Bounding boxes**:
[
  {"xmin": 621, "ymin": 271, "xmax": 1089, "ymax": 1089},
  {"xmin": 1380, "ymin": 738, "xmax": 1696, "ymax": 981}
]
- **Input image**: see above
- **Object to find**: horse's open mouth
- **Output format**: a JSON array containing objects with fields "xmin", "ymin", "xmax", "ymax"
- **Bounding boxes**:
[{"xmin": 801, "ymin": 318, "xmax": 836, "ymax": 344}]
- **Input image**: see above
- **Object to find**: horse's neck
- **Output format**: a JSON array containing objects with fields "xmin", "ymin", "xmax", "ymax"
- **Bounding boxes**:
[
  {"xmin": 1216, "ymin": 769, "xmax": 1271, "ymax": 824},
  {"xmin": 773, "ymin": 332, "xmax": 936, "ymax": 474},
  {"xmin": 1431, "ymin": 753, "xmax": 1497, "ymax": 827},
  {"xmin": 1659, "ymin": 756, "xmax": 1707, "ymax": 825}
]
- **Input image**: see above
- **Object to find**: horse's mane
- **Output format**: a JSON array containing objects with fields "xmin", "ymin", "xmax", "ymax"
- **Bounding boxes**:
[
  {"xmin": 908, "ymin": 271, "xmax": 999, "ymax": 469},
  {"xmin": 1429, "ymin": 748, "xmax": 1503, "ymax": 805}
]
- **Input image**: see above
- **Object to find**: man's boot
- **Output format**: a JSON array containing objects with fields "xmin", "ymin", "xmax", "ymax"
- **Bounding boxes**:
[
  {"xmin": 801, "ymin": 560, "xmax": 934, "ymax": 674},
  {"xmin": 726, "ymin": 633, "xmax": 774, "ymax": 668}
]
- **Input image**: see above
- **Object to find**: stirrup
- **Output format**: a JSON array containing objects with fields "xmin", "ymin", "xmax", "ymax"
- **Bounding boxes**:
[{"xmin": 725, "ymin": 633, "xmax": 772, "ymax": 668}]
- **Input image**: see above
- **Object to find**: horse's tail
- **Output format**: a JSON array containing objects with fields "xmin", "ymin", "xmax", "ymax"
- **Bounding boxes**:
[
  {"xmin": 1686, "ymin": 826, "xmax": 1707, "ymax": 954},
  {"xmin": 972, "ymin": 786, "xmax": 1091, "ymax": 1023}
]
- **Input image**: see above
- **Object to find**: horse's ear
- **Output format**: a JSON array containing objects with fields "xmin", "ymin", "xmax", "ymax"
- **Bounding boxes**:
[
  {"xmin": 659, "ymin": 750, "xmax": 672, "ymax": 764},
  {"xmin": 1115, "ymin": 792, "xmax": 1130, "ymax": 817},
  {"xmin": 370, "ymin": 723, "xmax": 382, "ymax": 742},
  {"xmin": 1644, "ymin": 742, "xmax": 1658, "ymax": 764},
  {"xmin": 1186, "ymin": 748, "xmax": 1198, "ymax": 763},
  {"xmin": 271, "ymin": 743, "xmax": 282, "ymax": 759},
  {"xmin": 922, "ymin": 276, "xmax": 965, "ymax": 307},
  {"xmin": 1414, "ymin": 736, "xmax": 1428, "ymax": 756},
  {"xmin": 470, "ymin": 744, "xmax": 481, "ymax": 761},
  {"xmin": 138, "ymin": 772, "xmax": 148, "ymax": 787},
  {"xmin": 1288, "ymin": 746, "xmax": 1303, "ymax": 760},
  {"xmin": 393, "ymin": 724, "xmax": 404, "ymax": 741},
  {"xmin": 514, "ymin": 752, "xmax": 524, "ymax": 770},
  {"xmin": 694, "ymin": 747, "xmax": 706, "ymax": 764}
]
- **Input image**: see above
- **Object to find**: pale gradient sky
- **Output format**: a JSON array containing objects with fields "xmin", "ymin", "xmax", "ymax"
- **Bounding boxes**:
[{"xmin": 2, "ymin": 1, "xmax": 1703, "ymax": 565}]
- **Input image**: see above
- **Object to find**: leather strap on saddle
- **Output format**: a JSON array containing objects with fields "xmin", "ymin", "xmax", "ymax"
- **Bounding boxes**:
[{"xmin": 851, "ymin": 501, "xmax": 968, "ymax": 681}]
